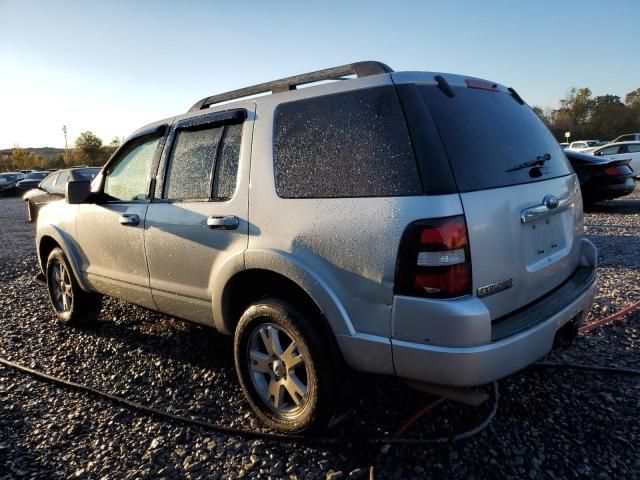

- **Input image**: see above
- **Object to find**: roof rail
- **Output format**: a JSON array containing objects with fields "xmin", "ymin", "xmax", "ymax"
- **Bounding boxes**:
[{"xmin": 188, "ymin": 61, "xmax": 393, "ymax": 113}]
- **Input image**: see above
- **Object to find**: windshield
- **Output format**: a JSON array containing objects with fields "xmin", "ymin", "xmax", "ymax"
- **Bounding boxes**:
[
  {"xmin": 0, "ymin": 175, "xmax": 16, "ymax": 184},
  {"xmin": 419, "ymin": 85, "xmax": 572, "ymax": 192},
  {"xmin": 25, "ymin": 172, "xmax": 48, "ymax": 180},
  {"xmin": 75, "ymin": 168, "xmax": 100, "ymax": 179}
]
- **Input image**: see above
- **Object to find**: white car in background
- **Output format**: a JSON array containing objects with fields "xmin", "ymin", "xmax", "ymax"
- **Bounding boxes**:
[
  {"xmin": 567, "ymin": 140, "xmax": 602, "ymax": 153},
  {"xmin": 612, "ymin": 133, "xmax": 640, "ymax": 143},
  {"xmin": 592, "ymin": 141, "xmax": 640, "ymax": 176}
]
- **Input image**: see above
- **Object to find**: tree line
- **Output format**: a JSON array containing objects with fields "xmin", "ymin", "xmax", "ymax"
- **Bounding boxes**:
[
  {"xmin": 533, "ymin": 87, "xmax": 640, "ymax": 142},
  {"xmin": 0, "ymin": 132, "xmax": 122, "ymax": 172}
]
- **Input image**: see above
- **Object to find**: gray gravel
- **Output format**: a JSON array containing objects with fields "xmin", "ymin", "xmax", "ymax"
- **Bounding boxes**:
[{"xmin": 1, "ymin": 193, "xmax": 639, "ymax": 479}]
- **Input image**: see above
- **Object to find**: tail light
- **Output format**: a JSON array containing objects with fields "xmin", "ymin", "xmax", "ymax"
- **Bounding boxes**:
[
  {"xmin": 603, "ymin": 166, "xmax": 624, "ymax": 176},
  {"xmin": 394, "ymin": 215, "xmax": 472, "ymax": 298}
]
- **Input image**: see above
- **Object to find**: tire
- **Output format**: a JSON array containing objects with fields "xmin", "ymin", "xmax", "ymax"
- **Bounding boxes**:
[
  {"xmin": 46, "ymin": 247, "xmax": 102, "ymax": 325},
  {"xmin": 234, "ymin": 299, "xmax": 338, "ymax": 433},
  {"xmin": 26, "ymin": 201, "xmax": 35, "ymax": 223}
]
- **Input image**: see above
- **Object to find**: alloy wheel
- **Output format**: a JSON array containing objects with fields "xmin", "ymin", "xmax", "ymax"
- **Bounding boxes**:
[
  {"xmin": 247, "ymin": 323, "xmax": 309, "ymax": 416},
  {"xmin": 50, "ymin": 260, "xmax": 73, "ymax": 313}
]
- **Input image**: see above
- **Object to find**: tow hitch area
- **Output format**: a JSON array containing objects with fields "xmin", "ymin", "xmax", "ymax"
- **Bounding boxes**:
[{"xmin": 553, "ymin": 315, "xmax": 581, "ymax": 348}]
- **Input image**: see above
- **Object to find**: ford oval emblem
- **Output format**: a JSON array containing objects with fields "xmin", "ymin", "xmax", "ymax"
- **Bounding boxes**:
[{"xmin": 543, "ymin": 194, "xmax": 559, "ymax": 210}]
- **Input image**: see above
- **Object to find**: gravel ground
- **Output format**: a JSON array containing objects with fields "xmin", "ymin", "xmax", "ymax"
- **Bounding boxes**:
[{"xmin": 1, "ymin": 193, "xmax": 639, "ymax": 479}]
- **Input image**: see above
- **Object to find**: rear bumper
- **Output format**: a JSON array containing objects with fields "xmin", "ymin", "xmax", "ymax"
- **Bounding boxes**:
[{"xmin": 391, "ymin": 238, "xmax": 597, "ymax": 386}]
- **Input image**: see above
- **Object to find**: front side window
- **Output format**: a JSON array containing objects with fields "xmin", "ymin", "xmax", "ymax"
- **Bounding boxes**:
[
  {"xmin": 104, "ymin": 137, "xmax": 160, "ymax": 201},
  {"xmin": 273, "ymin": 86, "xmax": 421, "ymax": 198}
]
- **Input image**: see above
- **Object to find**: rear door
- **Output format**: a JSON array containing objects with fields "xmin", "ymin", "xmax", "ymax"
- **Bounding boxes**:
[
  {"xmin": 413, "ymin": 79, "xmax": 581, "ymax": 319},
  {"xmin": 144, "ymin": 105, "xmax": 253, "ymax": 324}
]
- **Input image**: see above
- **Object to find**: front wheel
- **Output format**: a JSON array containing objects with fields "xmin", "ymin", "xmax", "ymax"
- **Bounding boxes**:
[
  {"xmin": 234, "ymin": 299, "xmax": 338, "ymax": 433},
  {"xmin": 46, "ymin": 247, "xmax": 102, "ymax": 325}
]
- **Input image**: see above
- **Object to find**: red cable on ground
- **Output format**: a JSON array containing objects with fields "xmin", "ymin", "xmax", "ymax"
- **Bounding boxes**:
[
  {"xmin": 579, "ymin": 299, "xmax": 640, "ymax": 334},
  {"xmin": 393, "ymin": 397, "xmax": 446, "ymax": 438}
]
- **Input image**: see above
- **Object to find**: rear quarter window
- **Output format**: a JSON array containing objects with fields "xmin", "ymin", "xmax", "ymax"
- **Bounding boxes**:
[
  {"xmin": 419, "ymin": 86, "xmax": 572, "ymax": 192},
  {"xmin": 273, "ymin": 86, "xmax": 422, "ymax": 198}
]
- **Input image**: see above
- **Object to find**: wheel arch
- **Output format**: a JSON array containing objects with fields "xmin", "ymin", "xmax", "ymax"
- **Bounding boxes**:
[
  {"xmin": 37, "ymin": 227, "xmax": 90, "ymax": 291},
  {"xmin": 214, "ymin": 249, "xmax": 355, "ymax": 339}
]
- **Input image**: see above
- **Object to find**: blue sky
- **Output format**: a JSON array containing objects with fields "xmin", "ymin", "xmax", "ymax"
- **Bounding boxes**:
[{"xmin": 1, "ymin": 0, "xmax": 638, "ymax": 149}]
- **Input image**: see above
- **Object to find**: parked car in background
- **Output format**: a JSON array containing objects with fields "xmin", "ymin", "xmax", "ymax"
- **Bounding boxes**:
[
  {"xmin": 23, "ymin": 167, "xmax": 101, "ymax": 222},
  {"xmin": 16, "ymin": 171, "xmax": 49, "ymax": 192},
  {"xmin": 34, "ymin": 61, "xmax": 597, "ymax": 433},
  {"xmin": 566, "ymin": 140, "xmax": 601, "ymax": 152},
  {"xmin": 0, "ymin": 172, "xmax": 25, "ymax": 196},
  {"xmin": 565, "ymin": 150, "xmax": 635, "ymax": 203},
  {"xmin": 591, "ymin": 142, "xmax": 640, "ymax": 176},
  {"xmin": 612, "ymin": 133, "xmax": 640, "ymax": 143},
  {"xmin": 559, "ymin": 142, "xmax": 569, "ymax": 148}
]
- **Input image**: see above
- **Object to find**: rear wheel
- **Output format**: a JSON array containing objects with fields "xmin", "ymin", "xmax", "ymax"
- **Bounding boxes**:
[
  {"xmin": 46, "ymin": 247, "xmax": 102, "ymax": 325},
  {"xmin": 234, "ymin": 299, "xmax": 338, "ymax": 433}
]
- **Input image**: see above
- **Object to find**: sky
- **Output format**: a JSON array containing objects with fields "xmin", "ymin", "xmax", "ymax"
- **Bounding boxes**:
[{"xmin": 1, "ymin": 0, "xmax": 638, "ymax": 149}]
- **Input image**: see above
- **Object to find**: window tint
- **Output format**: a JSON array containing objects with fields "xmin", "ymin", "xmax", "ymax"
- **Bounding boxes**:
[
  {"xmin": 104, "ymin": 137, "xmax": 160, "ymax": 201},
  {"xmin": 165, "ymin": 126, "xmax": 222, "ymax": 200},
  {"xmin": 212, "ymin": 123, "xmax": 242, "ymax": 199},
  {"xmin": 419, "ymin": 86, "xmax": 572, "ymax": 192},
  {"xmin": 273, "ymin": 86, "xmax": 421, "ymax": 198}
]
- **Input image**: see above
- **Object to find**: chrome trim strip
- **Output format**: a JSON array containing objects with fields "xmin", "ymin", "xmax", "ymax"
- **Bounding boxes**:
[{"xmin": 520, "ymin": 192, "xmax": 574, "ymax": 224}]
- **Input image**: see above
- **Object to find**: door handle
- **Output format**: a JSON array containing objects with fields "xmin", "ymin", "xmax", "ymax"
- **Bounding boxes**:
[
  {"xmin": 119, "ymin": 214, "xmax": 140, "ymax": 226},
  {"xmin": 207, "ymin": 215, "xmax": 239, "ymax": 230}
]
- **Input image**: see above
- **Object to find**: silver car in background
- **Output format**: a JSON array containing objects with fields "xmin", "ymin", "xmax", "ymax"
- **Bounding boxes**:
[{"xmin": 34, "ymin": 61, "xmax": 597, "ymax": 433}]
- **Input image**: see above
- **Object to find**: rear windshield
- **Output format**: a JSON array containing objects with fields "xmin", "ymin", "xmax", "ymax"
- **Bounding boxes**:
[
  {"xmin": 25, "ymin": 172, "xmax": 48, "ymax": 180},
  {"xmin": 419, "ymin": 86, "xmax": 572, "ymax": 192}
]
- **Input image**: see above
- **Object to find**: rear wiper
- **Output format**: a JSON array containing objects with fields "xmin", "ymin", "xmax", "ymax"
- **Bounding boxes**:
[{"xmin": 506, "ymin": 153, "xmax": 551, "ymax": 172}]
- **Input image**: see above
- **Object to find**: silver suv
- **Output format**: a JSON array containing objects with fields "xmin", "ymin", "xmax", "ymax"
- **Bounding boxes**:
[{"xmin": 35, "ymin": 61, "xmax": 597, "ymax": 433}]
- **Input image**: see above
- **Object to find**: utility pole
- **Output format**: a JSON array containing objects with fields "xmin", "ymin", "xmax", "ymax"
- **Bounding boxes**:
[{"xmin": 62, "ymin": 125, "xmax": 68, "ymax": 165}]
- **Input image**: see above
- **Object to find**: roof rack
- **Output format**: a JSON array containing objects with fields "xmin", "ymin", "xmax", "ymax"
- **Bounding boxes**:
[{"xmin": 188, "ymin": 61, "xmax": 393, "ymax": 113}]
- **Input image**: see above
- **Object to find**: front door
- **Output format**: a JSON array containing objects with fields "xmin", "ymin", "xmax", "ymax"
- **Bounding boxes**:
[
  {"xmin": 76, "ymin": 132, "xmax": 165, "ymax": 309},
  {"xmin": 144, "ymin": 105, "xmax": 254, "ymax": 324}
]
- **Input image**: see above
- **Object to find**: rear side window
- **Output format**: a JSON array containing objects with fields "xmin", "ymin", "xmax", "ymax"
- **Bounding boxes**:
[
  {"xmin": 273, "ymin": 86, "xmax": 422, "ymax": 198},
  {"xmin": 419, "ymin": 86, "xmax": 572, "ymax": 192},
  {"xmin": 164, "ymin": 123, "xmax": 242, "ymax": 201},
  {"xmin": 165, "ymin": 126, "xmax": 224, "ymax": 200},
  {"xmin": 628, "ymin": 144, "xmax": 640, "ymax": 153}
]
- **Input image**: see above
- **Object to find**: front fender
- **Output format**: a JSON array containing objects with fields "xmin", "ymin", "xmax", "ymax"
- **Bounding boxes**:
[{"xmin": 36, "ymin": 224, "xmax": 90, "ymax": 292}]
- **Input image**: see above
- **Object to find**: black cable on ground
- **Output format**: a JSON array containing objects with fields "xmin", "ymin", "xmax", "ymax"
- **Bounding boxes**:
[{"xmin": 0, "ymin": 357, "xmax": 498, "ymax": 446}]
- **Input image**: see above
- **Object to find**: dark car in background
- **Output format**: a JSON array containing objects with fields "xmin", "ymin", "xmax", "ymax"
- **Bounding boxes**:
[
  {"xmin": 0, "ymin": 172, "xmax": 25, "ymax": 196},
  {"xmin": 16, "ymin": 171, "xmax": 49, "ymax": 192},
  {"xmin": 565, "ymin": 150, "xmax": 635, "ymax": 203},
  {"xmin": 23, "ymin": 167, "xmax": 101, "ymax": 222}
]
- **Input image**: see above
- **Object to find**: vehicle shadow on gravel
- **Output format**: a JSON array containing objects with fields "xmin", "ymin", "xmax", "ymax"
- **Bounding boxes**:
[{"xmin": 584, "ymin": 198, "xmax": 640, "ymax": 214}]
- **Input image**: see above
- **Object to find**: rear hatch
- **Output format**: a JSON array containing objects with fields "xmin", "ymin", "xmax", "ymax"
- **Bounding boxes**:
[{"xmin": 398, "ymin": 75, "xmax": 582, "ymax": 320}]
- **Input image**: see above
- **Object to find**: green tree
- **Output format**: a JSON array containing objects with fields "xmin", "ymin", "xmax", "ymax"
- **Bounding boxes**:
[
  {"xmin": 588, "ymin": 95, "xmax": 633, "ymax": 140},
  {"xmin": 74, "ymin": 131, "xmax": 103, "ymax": 166},
  {"xmin": 7, "ymin": 147, "xmax": 45, "ymax": 170}
]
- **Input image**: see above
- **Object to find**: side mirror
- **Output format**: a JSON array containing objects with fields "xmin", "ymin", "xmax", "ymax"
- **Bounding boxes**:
[{"xmin": 66, "ymin": 180, "xmax": 91, "ymax": 204}]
